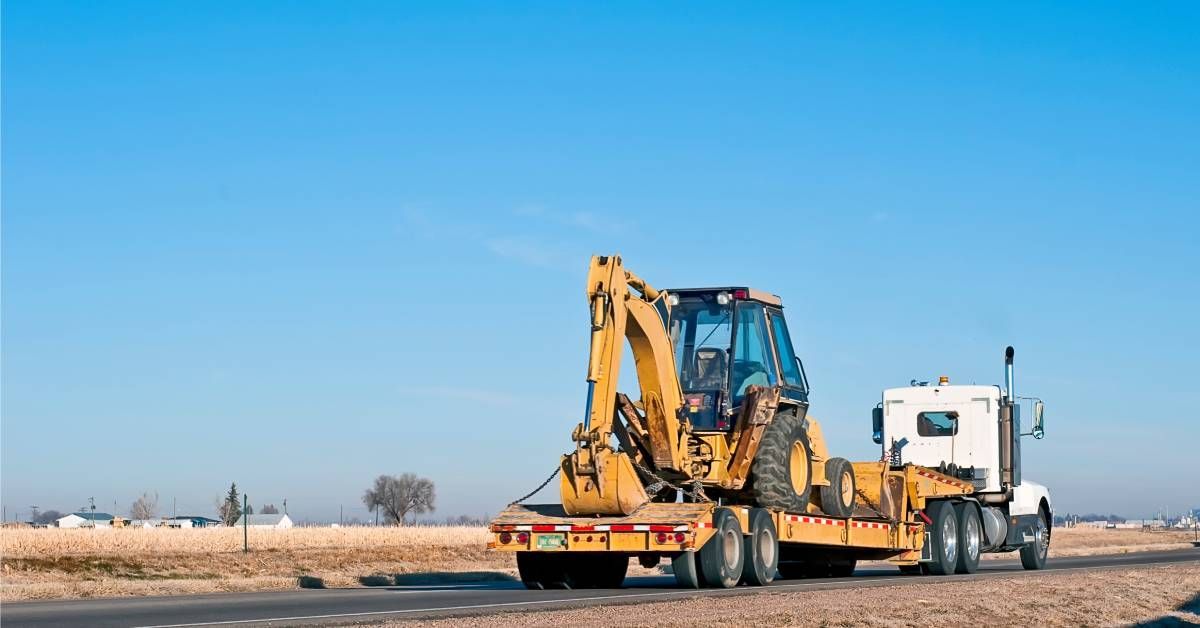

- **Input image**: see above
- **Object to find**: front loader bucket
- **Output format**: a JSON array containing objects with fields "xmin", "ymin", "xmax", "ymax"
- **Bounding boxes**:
[{"xmin": 560, "ymin": 450, "xmax": 650, "ymax": 516}]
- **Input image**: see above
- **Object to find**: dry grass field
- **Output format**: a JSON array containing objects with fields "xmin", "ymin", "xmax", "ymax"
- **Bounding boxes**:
[
  {"xmin": 386, "ymin": 563, "xmax": 1200, "ymax": 627},
  {"xmin": 1, "ymin": 525, "xmax": 1195, "ymax": 601}
]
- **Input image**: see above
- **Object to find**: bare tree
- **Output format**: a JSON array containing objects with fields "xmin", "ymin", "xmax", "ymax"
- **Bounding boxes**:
[
  {"xmin": 362, "ymin": 473, "xmax": 436, "ymax": 525},
  {"xmin": 260, "ymin": 504, "xmax": 280, "ymax": 514},
  {"xmin": 34, "ymin": 509, "xmax": 63, "ymax": 525},
  {"xmin": 130, "ymin": 491, "xmax": 159, "ymax": 520}
]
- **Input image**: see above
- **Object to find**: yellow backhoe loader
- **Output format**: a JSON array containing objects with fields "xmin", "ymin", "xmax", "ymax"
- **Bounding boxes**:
[{"xmin": 560, "ymin": 254, "xmax": 857, "ymax": 520}]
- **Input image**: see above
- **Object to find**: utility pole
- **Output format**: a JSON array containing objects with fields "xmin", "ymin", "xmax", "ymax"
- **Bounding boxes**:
[
  {"xmin": 283, "ymin": 498, "xmax": 287, "ymax": 515},
  {"xmin": 89, "ymin": 497, "xmax": 96, "ymax": 529},
  {"xmin": 173, "ymin": 497, "xmax": 177, "ymax": 520},
  {"xmin": 243, "ymin": 494, "xmax": 249, "ymax": 553},
  {"xmin": 339, "ymin": 505, "xmax": 343, "ymax": 526}
]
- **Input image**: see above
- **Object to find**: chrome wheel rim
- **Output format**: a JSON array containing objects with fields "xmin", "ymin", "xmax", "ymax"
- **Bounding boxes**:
[
  {"xmin": 966, "ymin": 515, "xmax": 980, "ymax": 560},
  {"xmin": 722, "ymin": 528, "xmax": 740, "ymax": 570},
  {"xmin": 758, "ymin": 530, "xmax": 775, "ymax": 567},
  {"xmin": 1036, "ymin": 518, "xmax": 1049, "ymax": 558},
  {"xmin": 942, "ymin": 514, "xmax": 958, "ymax": 564}
]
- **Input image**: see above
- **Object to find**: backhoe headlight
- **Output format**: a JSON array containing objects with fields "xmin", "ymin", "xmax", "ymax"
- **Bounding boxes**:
[{"xmin": 716, "ymin": 291, "xmax": 731, "ymax": 305}]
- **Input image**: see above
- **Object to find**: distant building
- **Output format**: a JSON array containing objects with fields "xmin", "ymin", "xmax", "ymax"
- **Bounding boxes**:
[
  {"xmin": 233, "ymin": 513, "xmax": 294, "ymax": 529},
  {"xmin": 57, "ymin": 512, "xmax": 115, "ymax": 528},
  {"xmin": 168, "ymin": 516, "xmax": 221, "ymax": 528}
]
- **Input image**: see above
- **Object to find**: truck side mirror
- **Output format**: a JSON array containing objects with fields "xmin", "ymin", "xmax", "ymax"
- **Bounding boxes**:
[
  {"xmin": 1033, "ymin": 400, "xmax": 1045, "ymax": 439},
  {"xmin": 871, "ymin": 407, "xmax": 883, "ymax": 444}
]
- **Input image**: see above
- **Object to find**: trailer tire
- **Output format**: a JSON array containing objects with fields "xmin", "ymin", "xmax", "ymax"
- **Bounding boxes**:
[
  {"xmin": 699, "ymin": 508, "xmax": 744, "ymax": 588},
  {"xmin": 925, "ymin": 500, "xmax": 958, "ymax": 576},
  {"xmin": 671, "ymin": 551, "xmax": 704, "ymax": 588},
  {"xmin": 569, "ymin": 553, "xmax": 628, "ymax": 588},
  {"xmin": 819, "ymin": 457, "xmax": 857, "ymax": 518},
  {"xmin": 954, "ymin": 503, "xmax": 982, "ymax": 574},
  {"xmin": 741, "ymin": 508, "xmax": 779, "ymax": 586},
  {"xmin": 517, "ymin": 552, "xmax": 567, "ymax": 589},
  {"xmin": 1019, "ymin": 505, "xmax": 1050, "ymax": 570},
  {"xmin": 747, "ymin": 411, "xmax": 812, "ymax": 512},
  {"xmin": 830, "ymin": 558, "xmax": 857, "ymax": 577},
  {"xmin": 775, "ymin": 561, "xmax": 805, "ymax": 580},
  {"xmin": 897, "ymin": 564, "xmax": 922, "ymax": 575}
]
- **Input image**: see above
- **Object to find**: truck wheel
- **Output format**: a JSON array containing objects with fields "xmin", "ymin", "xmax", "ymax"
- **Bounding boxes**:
[
  {"xmin": 925, "ymin": 500, "xmax": 958, "ymax": 575},
  {"xmin": 671, "ymin": 551, "xmax": 704, "ymax": 588},
  {"xmin": 571, "ymin": 553, "xmax": 628, "ymax": 588},
  {"xmin": 699, "ymin": 508, "xmax": 744, "ymax": 588},
  {"xmin": 1019, "ymin": 505, "xmax": 1050, "ymax": 570},
  {"xmin": 517, "ymin": 552, "xmax": 566, "ymax": 589},
  {"xmin": 819, "ymin": 457, "xmax": 857, "ymax": 518},
  {"xmin": 748, "ymin": 411, "xmax": 812, "ymax": 512},
  {"xmin": 830, "ymin": 558, "xmax": 857, "ymax": 577},
  {"xmin": 741, "ymin": 508, "xmax": 779, "ymax": 586},
  {"xmin": 954, "ymin": 503, "xmax": 982, "ymax": 574}
]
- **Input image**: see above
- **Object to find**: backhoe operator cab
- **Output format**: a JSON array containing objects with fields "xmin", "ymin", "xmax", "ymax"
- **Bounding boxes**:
[{"xmin": 666, "ymin": 287, "xmax": 809, "ymax": 431}]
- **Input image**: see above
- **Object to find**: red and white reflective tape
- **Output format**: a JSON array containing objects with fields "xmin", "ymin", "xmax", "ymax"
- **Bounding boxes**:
[
  {"xmin": 850, "ymin": 521, "xmax": 890, "ymax": 530},
  {"xmin": 492, "ymin": 524, "xmax": 688, "ymax": 533},
  {"xmin": 696, "ymin": 522, "xmax": 714, "ymax": 529},
  {"xmin": 784, "ymin": 514, "xmax": 845, "ymax": 527},
  {"xmin": 915, "ymin": 469, "xmax": 971, "ymax": 489}
]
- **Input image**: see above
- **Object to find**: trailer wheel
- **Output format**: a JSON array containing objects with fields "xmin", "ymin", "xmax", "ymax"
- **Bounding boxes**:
[
  {"xmin": 741, "ymin": 508, "xmax": 779, "ymax": 586},
  {"xmin": 897, "ymin": 564, "xmax": 923, "ymax": 575},
  {"xmin": 1019, "ymin": 505, "xmax": 1050, "ymax": 570},
  {"xmin": 569, "ymin": 553, "xmax": 628, "ymax": 588},
  {"xmin": 516, "ymin": 552, "xmax": 564, "ymax": 589},
  {"xmin": 954, "ymin": 503, "xmax": 982, "ymax": 574},
  {"xmin": 699, "ymin": 508, "xmax": 744, "ymax": 588},
  {"xmin": 747, "ymin": 411, "xmax": 812, "ymax": 512},
  {"xmin": 925, "ymin": 500, "xmax": 958, "ymax": 575},
  {"xmin": 830, "ymin": 558, "xmax": 857, "ymax": 577},
  {"xmin": 775, "ymin": 561, "xmax": 805, "ymax": 580},
  {"xmin": 671, "ymin": 551, "xmax": 704, "ymax": 588},
  {"xmin": 819, "ymin": 457, "xmax": 857, "ymax": 518}
]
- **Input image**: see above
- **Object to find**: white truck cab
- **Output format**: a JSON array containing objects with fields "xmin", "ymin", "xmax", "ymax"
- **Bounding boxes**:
[{"xmin": 872, "ymin": 347, "xmax": 1052, "ymax": 564}]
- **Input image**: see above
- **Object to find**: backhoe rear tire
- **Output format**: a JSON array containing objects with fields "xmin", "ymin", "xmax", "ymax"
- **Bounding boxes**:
[
  {"xmin": 747, "ymin": 411, "xmax": 812, "ymax": 513},
  {"xmin": 819, "ymin": 457, "xmax": 857, "ymax": 518},
  {"xmin": 699, "ymin": 508, "xmax": 744, "ymax": 588}
]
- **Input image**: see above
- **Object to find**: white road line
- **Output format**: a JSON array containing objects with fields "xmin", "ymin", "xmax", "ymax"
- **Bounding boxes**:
[{"xmin": 133, "ymin": 558, "xmax": 1200, "ymax": 628}]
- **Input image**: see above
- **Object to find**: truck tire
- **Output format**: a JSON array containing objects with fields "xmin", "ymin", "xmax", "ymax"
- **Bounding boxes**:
[
  {"xmin": 830, "ymin": 558, "xmax": 857, "ymax": 577},
  {"xmin": 954, "ymin": 503, "xmax": 982, "ymax": 574},
  {"xmin": 747, "ymin": 411, "xmax": 812, "ymax": 512},
  {"xmin": 741, "ymin": 508, "xmax": 779, "ymax": 586},
  {"xmin": 1019, "ymin": 505, "xmax": 1050, "ymax": 570},
  {"xmin": 819, "ymin": 457, "xmax": 857, "ymax": 518},
  {"xmin": 699, "ymin": 508, "xmax": 744, "ymax": 588},
  {"xmin": 925, "ymin": 500, "xmax": 958, "ymax": 575},
  {"xmin": 517, "ymin": 552, "xmax": 566, "ymax": 589},
  {"xmin": 671, "ymin": 551, "xmax": 704, "ymax": 588},
  {"xmin": 570, "ymin": 553, "xmax": 628, "ymax": 588}
]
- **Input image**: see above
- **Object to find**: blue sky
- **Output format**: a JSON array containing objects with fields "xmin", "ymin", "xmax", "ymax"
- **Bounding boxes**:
[{"xmin": 3, "ymin": 2, "xmax": 1197, "ymax": 522}]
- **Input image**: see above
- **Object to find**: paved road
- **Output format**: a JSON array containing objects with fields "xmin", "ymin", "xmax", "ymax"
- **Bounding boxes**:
[{"xmin": 4, "ymin": 549, "xmax": 1197, "ymax": 627}]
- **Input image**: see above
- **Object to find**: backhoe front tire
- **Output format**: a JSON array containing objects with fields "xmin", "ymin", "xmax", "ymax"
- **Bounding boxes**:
[
  {"xmin": 819, "ymin": 457, "xmax": 857, "ymax": 518},
  {"xmin": 699, "ymin": 508, "xmax": 744, "ymax": 588},
  {"xmin": 747, "ymin": 411, "xmax": 812, "ymax": 513}
]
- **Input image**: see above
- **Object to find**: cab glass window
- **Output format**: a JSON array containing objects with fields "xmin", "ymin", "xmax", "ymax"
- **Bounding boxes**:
[
  {"xmin": 732, "ymin": 303, "xmax": 778, "ymax": 403},
  {"xmin": 768, "ymin": 312, "xmax": 804, "ymax": 387},
  {"xmin": 917, "ymin": 411, "xmax": 959, "ymax": 437}
]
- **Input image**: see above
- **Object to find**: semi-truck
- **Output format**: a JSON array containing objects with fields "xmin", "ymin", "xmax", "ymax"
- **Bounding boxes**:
[{"xmin": 488, "ymin": 255, "xmax": 1051, "ymax": 588}]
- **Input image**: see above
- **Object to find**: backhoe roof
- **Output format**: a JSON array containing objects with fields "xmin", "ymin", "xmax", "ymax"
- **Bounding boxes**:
[{"xmin": 666, "ymin": 287, "xmax": 783, "ymax": 307}]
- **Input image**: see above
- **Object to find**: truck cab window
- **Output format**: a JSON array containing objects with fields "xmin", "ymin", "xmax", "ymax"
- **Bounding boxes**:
[{"xmin": 917, "ymin": 411, "xmax": 959, "ymax": 437}]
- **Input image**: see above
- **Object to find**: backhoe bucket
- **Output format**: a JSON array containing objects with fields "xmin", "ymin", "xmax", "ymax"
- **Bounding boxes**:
[{"xmin": 560, "ymin": 450, "xmax": 650, "ymax": 516}]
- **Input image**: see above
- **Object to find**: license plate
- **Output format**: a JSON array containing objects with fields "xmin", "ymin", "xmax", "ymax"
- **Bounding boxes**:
[{"xmin": 536, "ymin": 534, "xmax": 565, "ymax": 550}]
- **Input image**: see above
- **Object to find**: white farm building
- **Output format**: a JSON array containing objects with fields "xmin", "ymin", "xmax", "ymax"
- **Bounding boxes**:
[{"xmin": 233, "ymin": 513, "xmax": 293, "ymax": 529}]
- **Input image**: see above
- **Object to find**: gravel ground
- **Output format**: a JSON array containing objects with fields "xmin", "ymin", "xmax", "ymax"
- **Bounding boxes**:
[{"xmin": 379, "ymin": 562, "xmax": 1200, "ymax": 628}]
